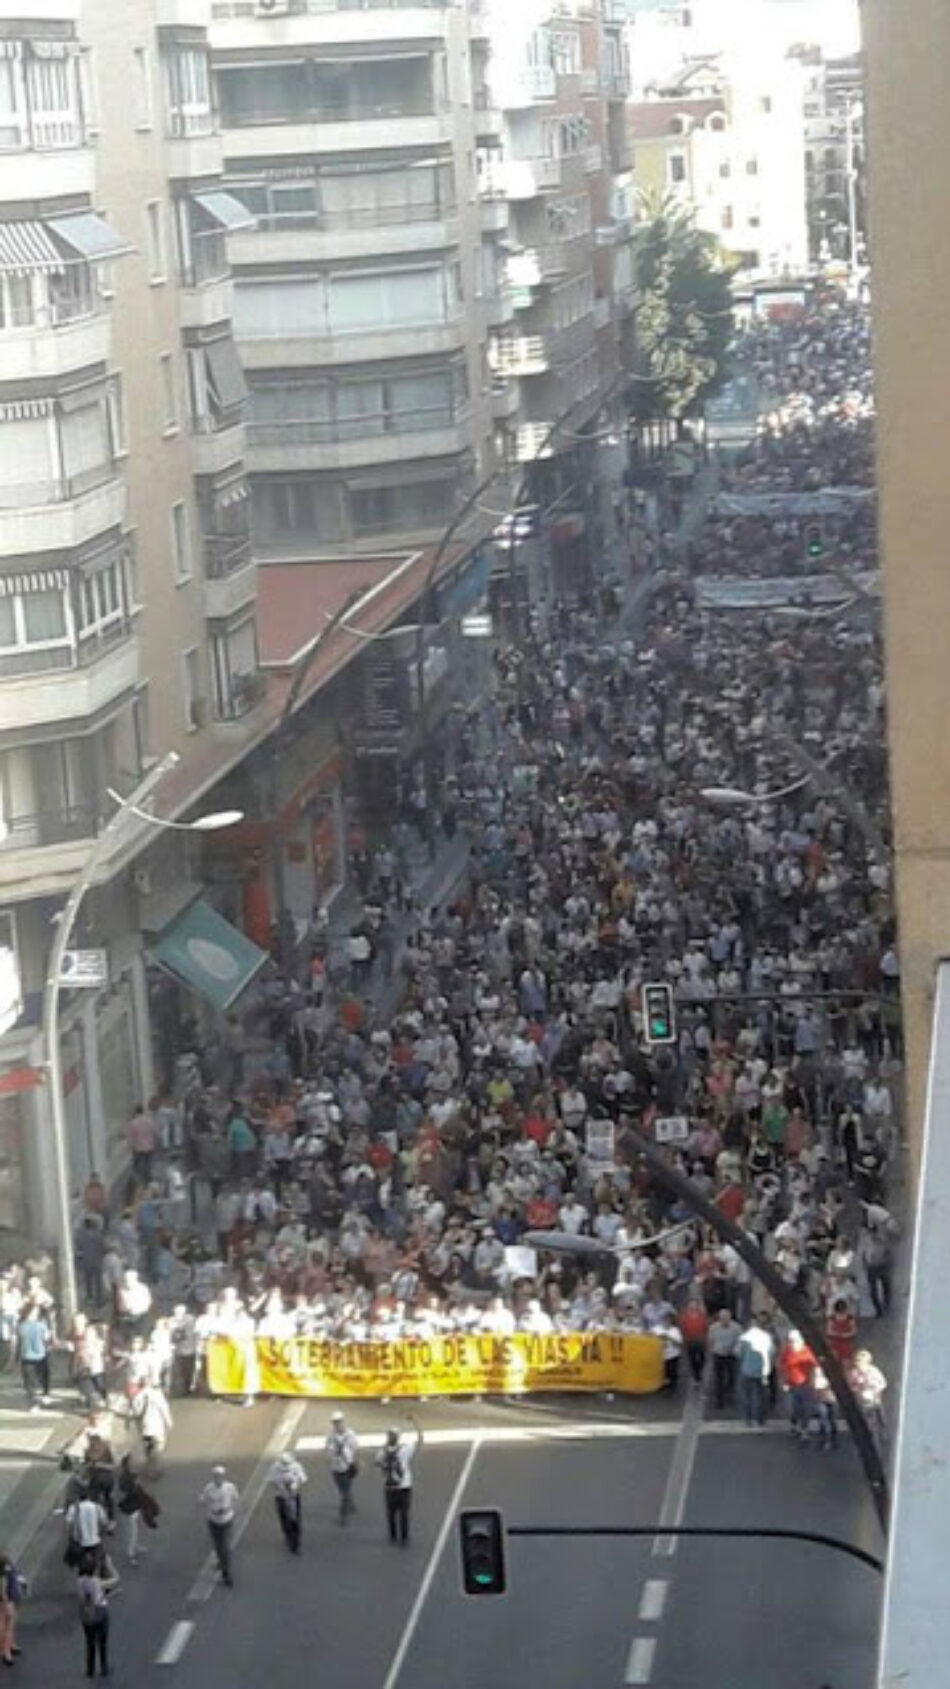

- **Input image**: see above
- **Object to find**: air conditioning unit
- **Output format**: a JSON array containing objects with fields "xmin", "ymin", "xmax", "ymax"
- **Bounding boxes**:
[{"xmin": 256, "ymin": 0, "xmax": 291, "ymax": 14}]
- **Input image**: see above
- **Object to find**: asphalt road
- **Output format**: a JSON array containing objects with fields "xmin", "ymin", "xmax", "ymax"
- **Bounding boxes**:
[{"xmin": 9, "ymin": 1389, "xmax": 882, "ymax": 1689}]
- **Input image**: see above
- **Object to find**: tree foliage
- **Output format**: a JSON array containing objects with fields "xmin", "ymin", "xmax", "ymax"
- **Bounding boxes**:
[{"xmin": 628, "ymin": 193, "xmax": 737, "ymax": 423}]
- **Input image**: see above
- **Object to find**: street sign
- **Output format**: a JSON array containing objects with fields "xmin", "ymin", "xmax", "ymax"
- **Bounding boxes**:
[
  {"xmin": 59, "ymin": 949, "xmax": 108, "ymax": 988},
  {"xmin": 654, "ymin": 1115, "xmax": 690, "ymax": 1145}
]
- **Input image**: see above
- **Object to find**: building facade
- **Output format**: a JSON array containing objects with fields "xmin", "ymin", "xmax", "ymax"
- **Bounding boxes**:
[{"xmin": 864, "ymin": 0, "xmax": 949, "ymax": 1163}]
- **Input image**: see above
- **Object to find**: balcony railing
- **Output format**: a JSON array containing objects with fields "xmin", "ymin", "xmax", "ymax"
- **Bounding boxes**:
[
  {"xmin": 247, "ymin": 400, "xmax": 462, "ymax": 447},
  {"xmin": 0, "ymin": 464, "xmax": 116, "ymax": 509},
  {"xmin": 221, "ymin": 98, "xmax": 437, "ymax": 128},
  {"xmin": 0, "ymin": 113, "xmax": 85, "ymax": 152},
  {"xmin": 203, "ymin": 532, "xmax": 253, "ymax": 579},
  {"xmin": 166, "ymin": 106, "xmax": 217, "ymax": 138},
  {"xmin": 0, "ymin": 617, "xmax": 131, "ymax": 679},
  {"xmin": 491, "ymin": 335, "xmax": 549, "ymax": 376},
  {"xmin": 212, "ymin": 0, "xmax": 448, "ymax": 14},
  {"xmin": 239, "ymin": 196, "xmax": 454, "ymax": 234},
  {"xmin": 0, "ymin": 294, "xmax": 104, "ymax": 331},
  {"xmin": 0, "ymin": 805, "xmax": 102, "ymax": 851}
]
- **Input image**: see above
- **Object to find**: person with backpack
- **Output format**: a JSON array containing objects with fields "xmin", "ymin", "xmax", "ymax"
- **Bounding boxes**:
[
  {"xmin": 76, "ymin": 1549, "xmax": 118, "ymax": 1679},
  {"xmin": 269, "ymin": 1451, "xmax": 307, "ymax": 1554},
  {"xmin": 376, "ymin": 1418, "xmax": 422, "ymax": 1546},
  {"xmin": 325, "ymin": 1411, "xmax": 360, "ymax": 1525}
]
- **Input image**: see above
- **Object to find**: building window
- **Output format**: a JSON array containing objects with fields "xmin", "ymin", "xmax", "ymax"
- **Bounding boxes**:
[
  {"xmin": 210, "ymin": 618, "xmax": 258, "ymax": 720},
  {"xmin": 746, "ymin": 158, "xmax": 759, "ymax": 176},
  {"xmin": 760, "ymin": 95, "xmax": 772, "ymax": 114},
  {"xmin": 132, "ymin": 47, "xmax": 152, "ymax": 129},
  {"xmin": 0, "ymin": 581, "xmax": 71, "ymax": 674},
  {"xmin": 722, "ymin": 206, "xmax": 734, "ymax": 231},
  {"xmin": 132, "ymin": 689, "xmax": 150, "ymax": 770},
  {"xmin": 669, "ymin": 153, "xmax": 687, "ymax": 185},
  {"xmin": 182, "ymin": 647, "xmax": 202, "ymax": 732},
  {"xmin": 145, "ymin": 200, "xmax": 166, "ymax": 284},
  {"xmin": 719, "ymin": 160, "xmax": 731, "ymax": 179},
  {"xmin": 106, "ymin": 376, "xmax": 127, "ymax": 458},
  {"xmin": 163, "ymin": 44, "xmax": 213, "ymax": 138},
  {"xmin": 159, "ymin": 352, "xmax": 178, "ymax": 433},
  {"xmin": 0, "ymin": 909, "xmax": 21, "ymax": 1036},
  {"xmin": 748, "ymin": 213, "xmax": 761, "ymax": 228},
  {"xmin": 171, "ymin": 500, "xmax": 192, "ymax": 583}
]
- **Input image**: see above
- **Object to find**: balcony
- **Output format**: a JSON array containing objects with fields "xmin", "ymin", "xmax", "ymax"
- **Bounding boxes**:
[
  {"xmin": 228, "ymin": 210, "xmax": 460, "ymax": 267},
  {"xmin": 506, "ymin": 242, "xmax": 577, "ymax": 288},
  {"xmin": 221, "ymin": 110, "xmax": 453, "ymax": 161},
  {"xmin": 210, "ymin": 1, "xmax": 453, "ymax": 48},
  {"xmin": 0, "ymin": 632, "xmax": 139, "ymax": 734},
  {"xmin": 0, "ymin": 475, "xmax": 126, "ymax": 557},
  {"xmin": 495, "ymin": 64, "xmax": 557, "ymax": 109},
  {"xmin": 604, "ymin": 71, "xmax": 630, "ymax": 102},
  {"xmin": 0, "ymin": 139, "xmax": 93, "ymax": 204},
  {"xmin": 479, "ymin": 194, "xmax": 509, "ymax": 233},
  {"xmin": 584, "ymin": 143, "xmax": 604, "ymax": 175},
  {"xmin": 238, "ymin": 314, "xmax": 466, "ymax": 370},
  {"xmin": 481, "ymin": 156, "xmax": 561, "ymax": 201},
  {"xmin": 474, "ymin": 88, "xmax": 503, "ymax": 140},
  {"xmin": 491, "ymin": 335, "xmax": 550, "ymax": 377},
  {"xmin": 190, "ymin": 412, "xmax": 246, "ymax": 476},
  {"xmin": 0, "ymin": 304, "xmax": 110, "ymax": 383},
  {"xmin": 246, "ymin": 406, "xmax": 473, "ymax": 474},
  {"xmin": 164, "ymin": 111, "xmax": 222, "ymax": 181},
  {"xmin": 202, "ymin": 537, "xmax": 257, "ymax": 620},
  {"xmin": 158, "ymin": 0, "xmax": 211, "ymax": 23}
]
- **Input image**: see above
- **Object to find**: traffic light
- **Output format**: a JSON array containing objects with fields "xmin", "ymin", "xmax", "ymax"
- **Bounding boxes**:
[
  {"xmin": 642, "ymin": 982, "xmax": 676, "ymax": 1046},
  {"xmin": 805, "ymin": 522, "xmax": 823, "ymax": 560},
  {"xmin": 459, "ymin": 1509, "xmax": 507, "ymax": 1596}
]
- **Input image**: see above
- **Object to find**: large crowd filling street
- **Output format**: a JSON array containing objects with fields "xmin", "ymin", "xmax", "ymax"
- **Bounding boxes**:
[{"xmin": 0, "ymin": 293, "xmax": 898, "ymax": 1662}]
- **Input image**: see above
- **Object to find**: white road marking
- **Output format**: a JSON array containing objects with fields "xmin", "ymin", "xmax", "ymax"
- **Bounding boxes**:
[
  {"xmin": 638, "ymin": 1578, "xmax": 669, "ymax": 1622},
  {"xmin": 380, "ymin": 1436, "xmax": 482, "ymax": 1689},
  {"xmin": 624, "ymin": 1636, "xmax": 657, "ymax": 1684},
  {"xmin": 187, "ymin": 1400, "xmax": 307, "ymax": 1604},
  {"xmin": 652, "ymin": 1387, "xmax": 702, "ymax": 1557},
  {"xmin": 297, "ymin": 1420, "xmax": 676, "ymax": 1453},
  {"xmin": 156, "ymin": 1621, "xmax": 195, "ymax": 1666}
]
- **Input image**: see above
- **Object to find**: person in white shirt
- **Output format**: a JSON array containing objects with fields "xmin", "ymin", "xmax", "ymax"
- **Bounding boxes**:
[
  {"xmin": 325, "ymin": 1411, "xmax": 360, "ymax": 1524},
  {"xmin": 199, "ymin": 1465, "xmax": 239, "ymax": 1586},
  {"xmin": 376, "ymin": 1418, "xmax": 422, "ymax": 1545},
  {"xmin": 269, "ymin": 1450, "xmax": 307, "ymax": 1554},
  {"xmin": 558, "ymin": 1195, "xmax": 588, "ymax": 1236}
]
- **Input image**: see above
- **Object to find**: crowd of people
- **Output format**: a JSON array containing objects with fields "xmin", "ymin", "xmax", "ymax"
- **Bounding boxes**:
[{"xmin": 1, "ymin": 295, "xmax": 896, "ymax": 1491}]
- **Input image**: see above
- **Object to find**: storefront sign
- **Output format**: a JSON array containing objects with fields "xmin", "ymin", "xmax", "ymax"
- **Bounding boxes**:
[{"xmin": 207, "ymin": 1332, "xmax": 664, "ymax": 1400}]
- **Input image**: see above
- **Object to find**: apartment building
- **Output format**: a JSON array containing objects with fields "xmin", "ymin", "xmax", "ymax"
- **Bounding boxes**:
[
  {"xmin": 474, "ymin": 0, "xmax": 632, "ymax": 605},
  {"xmin": 0, "ymin": 0, "xmax": 262, "ymax": 1243},
  {"xmin": 798, "ymin": 48, "xmax": 865, "ymax": 265},
  {"xmin": 629, "ymin": 50, "xmax": 809, "ymax": 278}
]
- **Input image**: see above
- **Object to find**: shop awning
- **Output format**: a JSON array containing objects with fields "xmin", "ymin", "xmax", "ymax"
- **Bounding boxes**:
[
  {"xmin": 191, "ymin": 189, "xmax": 256, "ymax": 232},
  {"xmin": 0, "ymin": 220, "xmax": 65, "ymax": 275},
  {"xmin": 149, "ymin": 898, "xmax": 267, "ymax": 1012},
  {"xmin": 45, "ymin": 211, "xmax": 133, "ymax": 263}
]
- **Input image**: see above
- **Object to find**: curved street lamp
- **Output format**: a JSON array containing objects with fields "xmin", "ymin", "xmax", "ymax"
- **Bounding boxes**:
[
  {"xmin": 700, "ymin": 775, "xmax": 813, "ymax": 807},
  {"xmin": 43, "ymin": 750, "xmax": 244, "ymax": 1323}
]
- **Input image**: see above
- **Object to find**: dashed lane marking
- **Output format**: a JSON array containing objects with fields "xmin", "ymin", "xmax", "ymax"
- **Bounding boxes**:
[
  {"xmin": 296, "ymin": 1421, "xmax": 677, "ymax": 1453},
  {"xmin": 186, "ymin": 1400, "xmax": 307, "ymax": 1606},
  {"xmin": 652, "ymin": 1388, "xmax": 702, "ymax": 1558},
  {"xmin": 624, "ymin": 1636, "xmax": 657, "ymax": 1684},
  {"xmin": 638, "ymin": 1579, "xmax": 669, "ymax": 1623},
  {"xmin": 156, "ymin": 1621, "xmax": 195, "ymax": 1666}
]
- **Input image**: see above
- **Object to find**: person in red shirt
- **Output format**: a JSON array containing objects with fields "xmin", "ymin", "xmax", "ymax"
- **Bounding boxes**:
[
  {"xmin": 825, "ymin": 1299, "xmax": 857, "ymax": 1367},
  {"xmin": 679, "ymin": 1296, "xmax": 709, "ymax": 1387},
  {"xmin": 715, "ymin": 1179, "xmax": 746, "ymax": 1224},
  {"xmin": 777, "ymin": 1329, "xmax": 818, "ymax": 1437}
]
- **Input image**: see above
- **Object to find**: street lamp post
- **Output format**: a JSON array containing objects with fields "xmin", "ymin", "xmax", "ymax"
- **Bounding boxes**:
[
  {"xmin": 42, "ymin": 751, "xmax": 243, "ymax": 1325},
  {"xmin": 700, "ymin": 775, "xmax": 813, "ymax": 808}
]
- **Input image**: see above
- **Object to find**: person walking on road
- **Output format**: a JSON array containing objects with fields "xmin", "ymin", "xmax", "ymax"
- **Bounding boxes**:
[
  {"xmin": 707, "ymin": 1308, "xmax": 742, "ymax": 1410},
  {"xmin": 325, "ymin": 1411, "xmax": 360, "ymax": 1524},
  {"xmin": 269, "ymin": 1451, "xmax": 307, "ymax": 1554},
  {"xmin": 737, "ymin": 1314, "xmax": 774, "ymax": 1429},
  {"xmin": 76, "ymin": 1549, "xmax": 118, "ymax": 1679},
  {"xmin": 130, "ymin": 1381, "xmax": 173, "ymax": 1478},
  {"xmin": 777, "ymin": 1329, "xmax": 818, "ymax": 1439},
  {"xmin": 117, "ymin": 1453, "xmax": 159, "ymax": 1566},
  {"xmin": 376, "ymin": 1418, "xmax": 422, "ymax": 1546},
  {"xmin": 17, "ymin": 1305, "xmax": 52, "ymax": 1411},
  {"xmin": 199, "ymin": 1465, "xmax": 239, "ymax": 1586}
]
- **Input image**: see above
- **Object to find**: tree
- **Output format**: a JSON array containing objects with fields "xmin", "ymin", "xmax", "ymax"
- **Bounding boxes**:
[{"xmin": 628, "ymin": 193, "xmax": 737, "ymax": 425}]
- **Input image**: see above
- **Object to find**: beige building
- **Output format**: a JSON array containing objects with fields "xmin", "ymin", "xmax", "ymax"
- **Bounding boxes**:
[
  {"xmin": 0, "ymin": 0, "xmax": 262, "ymax": 1241},
  {"xmin": 864, "ymin": 0, "xmax": 950, "ymax": 1164}
]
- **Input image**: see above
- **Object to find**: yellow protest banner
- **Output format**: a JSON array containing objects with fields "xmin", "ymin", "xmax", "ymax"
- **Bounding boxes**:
[{"xmin": 206, "ymin": 1331, "xmax": 664, "ymax": 1400}]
